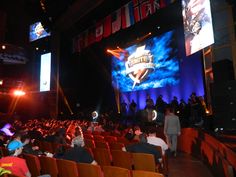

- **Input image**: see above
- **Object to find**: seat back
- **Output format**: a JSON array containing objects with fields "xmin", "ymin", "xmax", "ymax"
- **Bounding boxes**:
[
  {"xmin": 39, "ymin": 156, "xmax": 58, "ymax": 177},
  {"xmin": 109, "ymin": 142, "xmax": 124, "ymax": 150},
  {"xmin": 23, "ymin": 154, "xmax": 41, "ymax": 177},
  {"xmin": 104, "ymin": 136, "xmax": 117, "ymax": 143},
  {"xmin": 41, "ymin": 141, "xmax": 54, "ymax": 153},
  {"xmin": 56, "ymin": 159, "xmax": 79, "ymax": 177},
  {"xmin": 0, "ymin": 147, "xmax": 9, "ymax": 157},
  {"xmin": 92, "ymin": 148, "xmax": 112, "ymax": 166},
  {"xmin": 103, "ymin": 166, "xmax": 131, "ymax": 177},
  {"xmin": 77, "ymin": 163, "xmax": 103, "ymax": 177},
  {"xmin": 93, "ymin": 135, "xmax": 105, "ymax": 142},
  {"xmin": 132, "ymin": 153, "xmax": 156, "ymax": 172},
  {"xmin": 95, "ymin": 141, "xmax": 109, "ymax": 149},
  {"xmin": 132, "ymin": 170, "xmax": 164, "ymax": 177},
  {"xmin": 84, "ymin": 139, "xmax": 95, "ymax": 149},
  {"xmin": 84, "ymin": 134, "xmax": 94, "ymax": 140},
  {"xmin": 111, "ymin": 150, "xmax": 133, "ymax": 170}
]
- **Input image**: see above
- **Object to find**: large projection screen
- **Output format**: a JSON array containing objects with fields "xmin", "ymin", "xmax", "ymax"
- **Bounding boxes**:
[
  {"xmin": 182, "ymin": 0, "xmax": 214, "ymax": 56},
  {"xmin": 40, "ymin": 53, "xmax": 51, "ymax": 92},
  {"xmin": 112, "ymin": 30, "xmax": 180, "ymax": 92}
]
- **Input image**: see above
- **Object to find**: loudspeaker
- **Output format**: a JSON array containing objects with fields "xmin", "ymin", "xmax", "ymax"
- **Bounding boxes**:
[
  {"xmin": 211, "ymin": 80, "xmax": 236, "ymax": 129},
  {"xmin": 212, "ymin": 59, "xmax": 235, "ymax": 83}
]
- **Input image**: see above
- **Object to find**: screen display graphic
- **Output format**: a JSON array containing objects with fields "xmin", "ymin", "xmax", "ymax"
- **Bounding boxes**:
[
  {"xmin": 29, "ymin": 22, "xmax": 51, "ymax": 42},
  {"xmin": 40, "ymin": 53, "xmax": 51, "ymax": 92},
  {"xmin": 182, "ymin": 0, "xmax": 214, "ymax": 56},
  {"xmin": 112, "ymin": 30, "xmax": 180, "ymax": 92}
]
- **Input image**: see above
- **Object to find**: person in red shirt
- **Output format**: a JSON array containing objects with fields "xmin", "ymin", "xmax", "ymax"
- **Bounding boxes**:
[{"xmin": 0, "ymin": 140, "xmax": 31, "ymax": 177}]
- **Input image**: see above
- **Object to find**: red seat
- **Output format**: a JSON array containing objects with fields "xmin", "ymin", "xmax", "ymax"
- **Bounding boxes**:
[
  {"xmin": 56, "ymin": 159, "xmax": 79, "ymax": 177},
  {"xmin": 39, "ymin": 156, "xmax": 58, "ymax": 177}
]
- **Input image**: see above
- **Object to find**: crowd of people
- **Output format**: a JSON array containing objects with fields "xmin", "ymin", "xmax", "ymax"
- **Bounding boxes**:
[
  {"xmin": 0, "ymin": 104, "xmax": 182, "ymax": 176},
  {"xmin": 120, "ymin": 92, "xmax": 207, "ymax": 127}
]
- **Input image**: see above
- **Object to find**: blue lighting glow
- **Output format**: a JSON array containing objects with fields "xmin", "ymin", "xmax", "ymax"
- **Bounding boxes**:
[{"xmin": 112, "ymin": 30, "xmax": 180, "ymax": 92}]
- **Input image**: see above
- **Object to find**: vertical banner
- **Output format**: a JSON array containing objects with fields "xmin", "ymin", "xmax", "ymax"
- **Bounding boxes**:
[
  {"xmin": 121, "ymin": 1, "xmax": 135, "ymax": 29},
  {"xmin": 95, "ymin": 20, "xmax": 104, "ymax": 42},
  {"xmin": 40, "ymin": 53, "xmax": 51, "ymax": 92},
  {"xmin": 112, "ymin": 9, "xmax": 122, "ymax": 34},
  {"xmin": 103, "ymin": 15, "xmax": 112, "ymax": 38}
]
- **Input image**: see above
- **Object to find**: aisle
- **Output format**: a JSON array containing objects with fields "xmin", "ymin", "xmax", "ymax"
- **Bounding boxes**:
[{"xmin": 168, "ymin": 153, "xmax": 213, "ymax": 177}]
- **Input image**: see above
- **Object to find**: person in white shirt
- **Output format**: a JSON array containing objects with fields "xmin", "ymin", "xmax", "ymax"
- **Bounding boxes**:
[{"xmin": 147, "ymin": 127, "xmax": 168, "ymax": 155}]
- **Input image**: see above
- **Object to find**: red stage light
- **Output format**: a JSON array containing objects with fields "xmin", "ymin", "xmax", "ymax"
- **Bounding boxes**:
[{"xmin": 13, "ymin": 90, "xmax": 26, "ymax": 96}]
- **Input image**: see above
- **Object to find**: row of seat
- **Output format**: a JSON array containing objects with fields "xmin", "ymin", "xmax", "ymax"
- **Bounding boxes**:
[
  {"xmin": 31, "ymin": 139, "xmax": 168, "ymax": 175},
  {"xmin": 23, "ymin": 153, "xmax": 164, "ymax": 177}
]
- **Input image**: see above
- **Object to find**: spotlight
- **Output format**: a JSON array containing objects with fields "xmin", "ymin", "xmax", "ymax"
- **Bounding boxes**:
[
  {"xmin": 1, "ymin": 45, "xmax": 6, "ymax": 50},
  {"xmin": 152, "ymin": 110, "xmax": 157, "ymax": 121},
  {"xmin": 13, "ymin": 90, "xmax": 25, "ymax": 96},
  {"xmin": 92, "ymin": 111, "xmax": 98, "ymax": 120},
  {"xmin": 0, "ymin": 80, "xmax": 3, "ymax": 85},
  {"xmin": 36, "ymin": 47, "xmax": 39, "ymax": 50}
]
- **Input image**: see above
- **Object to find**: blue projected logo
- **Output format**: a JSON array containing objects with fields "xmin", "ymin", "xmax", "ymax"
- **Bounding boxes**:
[{"xmin": 112, "ymin": 30, "xmax": 180, "ymax": 92}]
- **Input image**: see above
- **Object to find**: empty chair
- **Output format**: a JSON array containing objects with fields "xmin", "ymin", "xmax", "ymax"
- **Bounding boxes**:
[
  {"xmin": 56, "ymin": 159, "xmax": 79, "ymax": 177},
  {"xmin": 93, "ymin": 135, "xmax": 105, "ymax": 142},
  {"xmin": 116, "ymin": 137, "xmax": 129, "ymax": 145},
  {"xmin": 95, "ymin": 141, "xmax": 109, "ymax": 149},
  {"xmin": 101, "ymin": 132, "xmax": 111, "ymax": 136},
  {"xmin": 132, "ymin": 153, "xmax": 157, "ymax": 172},
  {"xmin": 41, "ymin": 141, "xmax": 54, "ymax": 153},
  {"xmin": 77, "ymin": 163, "xmax": 103, "ymax": 177},
  {"xmin": 109, "ymin": 142, "xmax": 124, "ymax": 150},
  {"xmin": 111, "ymin": 150, "xmax": 133, "ymax": 170},
  {"xmin": 84, "ymin": 134, "xmax": 94, "ymax": 140},
  {"xmin": 92, "ymin": 131, "xmax": 101, "ymax": 135},
  {"xmin": 84, "ymin": 139, "xmax": 95, "ymax": 149},
  {"xmin": 103, "ymin": 166, "xmax": 131, "ymax": 177},
  {"xmin": 23, "ymin": 154, "xmax": 41, "ymax": 177},
  {"xmin": 104, "ymin": 136, "xmax": 117, "ymax": 143},
  {"xmin": 39, "ymin": 156, "xmax": 58, "ymax": 177},
  {"xmin": 132, "ymin": 170, "xmax": 164, "ymax": 177},
  {"xmin": 92, "ymin": 148, "xmax": 112, "ymax": 166}
]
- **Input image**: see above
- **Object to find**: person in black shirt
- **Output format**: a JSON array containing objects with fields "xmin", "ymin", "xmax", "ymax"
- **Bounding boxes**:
[{"xmin": 62, "ymin": 136, "xmax": 97, "ymax": 165}]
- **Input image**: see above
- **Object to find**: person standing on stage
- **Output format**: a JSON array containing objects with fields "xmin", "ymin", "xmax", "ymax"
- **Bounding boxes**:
[{"xmin": 164, "ymin": 105, "xmax": 181, "ymax": 157}]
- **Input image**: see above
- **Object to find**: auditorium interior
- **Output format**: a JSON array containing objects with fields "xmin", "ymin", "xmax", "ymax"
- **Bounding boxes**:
[{"xmin": 0, "ymin": 0, "xmax": 236, "ymax": 177}]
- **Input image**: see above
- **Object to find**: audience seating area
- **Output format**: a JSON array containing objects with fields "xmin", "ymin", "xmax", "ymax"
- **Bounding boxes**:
[{"xmin": 1, "ymin": 119, "xmax": 236, "ymax": 177}]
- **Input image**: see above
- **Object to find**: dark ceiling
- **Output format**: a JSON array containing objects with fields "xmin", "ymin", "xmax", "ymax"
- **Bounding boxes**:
[{"xmin": 24, "ymin": 0, "xmax": 130, "ymax": 33}]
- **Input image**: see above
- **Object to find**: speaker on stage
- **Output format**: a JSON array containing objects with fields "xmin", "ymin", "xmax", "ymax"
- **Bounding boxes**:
[
  {"xmin": 211, "ymin": 80, "xmax": 236, "ymax": 129},
  {"xmin": 212, "ymin": 59, "xmax": 235, "ymax": 83}
]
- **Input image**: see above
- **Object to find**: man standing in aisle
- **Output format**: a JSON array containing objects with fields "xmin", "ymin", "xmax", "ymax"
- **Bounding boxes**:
[{"xmin": 164, "ymin": 106, "xmax": 181, "ymax": 157}]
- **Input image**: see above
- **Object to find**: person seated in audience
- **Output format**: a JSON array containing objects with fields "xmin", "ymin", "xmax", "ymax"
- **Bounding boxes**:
[
  {"xmin": 53, "ymin": 145, "xmax": 66, "ymax": 159},
  {"xmin": 62, "ymin": 135, "xmax": 97, "ymax": 165},
  {"xmin": 54, "ymin": 128, "xmax": 67, "ymax": 145},
  {"xmin": 147, "ymin": 127, "xmax": 168, "ymax": 155},
  {"xmin": 124, "ymin": 127, "xmax": 135, "ymax": 141},
  {"xmin": 94, "ymin": 124, "xmax": 105, "ymax": 133},
  {"xmin": 133, "ymin": 126, "xmax": 143, "ymax": 141},
  {"xmin": 0, "ymin": 132, "xmax": 6, "ymax": 147},
  {"xmin": 0, "ymin": 140, "xmax": 31, "ymax": 177},
  {"xmin": 21, "ymin": 134, "xmax": 43, "ymax": 156},
  {"xmin": 122, "ymin": 133, "xmax": 162, "ymax": 164}
]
